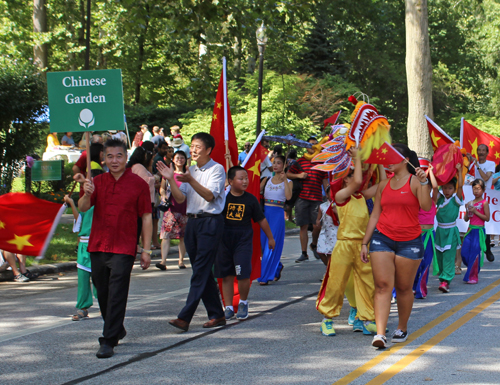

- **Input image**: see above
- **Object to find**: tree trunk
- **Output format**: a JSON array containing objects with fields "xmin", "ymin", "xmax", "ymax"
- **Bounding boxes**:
[
  {"xmin": 33, "ymin": 0, "xmax": 48, "ymax": 70},
  {"xmin": 405, "ymin": 0, "xmax": 433, "ymax": 159}
]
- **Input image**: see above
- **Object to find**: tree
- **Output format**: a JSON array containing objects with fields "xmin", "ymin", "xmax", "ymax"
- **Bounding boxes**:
[
  {"xmin": 33, "ymin": 0, "xmax": 48, "ymax": 70},
  {"xmin": 0, "ymin": 59, "xmax": 47, "ymax": 195},
  {"xmin": 405, "ymin": 0, "xmax": 433, "ymax": 158}
]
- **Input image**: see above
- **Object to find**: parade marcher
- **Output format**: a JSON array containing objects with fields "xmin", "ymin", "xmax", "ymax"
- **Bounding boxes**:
[
  {"xmin": 258, "ymin": 156, "xmax": 292, "ymax": 285},
  {"xmin": 361, "ymin": 143, "xmax": 431, "ymax": 348},
  {"xmin": 462, "ymin": 179, "xmax": 490, "ymax": 283},
  {"xmin": 158, "ymin": 132, "xmax": 227, "ymax": 332},
  {"xmin": 413, "ymin": 165, "xmax": 439, "ymax": 299},
  {"xmin": 238, "ymin": 142, "xmax": 251, "ymax": 165},
  {"xmin": 316, "ymin": 148, "xmax": 380, "ymax": 337},
  {"xmin": 434, "ymin": 164, "xmax": 464, "ymax": 293},
  {"xmin": 79, "ymin": 138, "xmax": 152, "ymax": 359},
  {"xmin": 216, "ymin": 166, "xmax": 275, "ymax": 319},
  {"xmin": 157, "ymin": 151, "xmax": 189, "ymax": 270},
  {"xmin": 314, "ymin": 186, "xmax": 338, "ymax": 266}
]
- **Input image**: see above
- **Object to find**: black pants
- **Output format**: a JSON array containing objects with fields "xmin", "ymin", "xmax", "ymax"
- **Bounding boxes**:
[
  {"xmin": 90, "ymin": 252, "xmax": 135, "ymax": 346},
  {"xmin": 178, "ymin": 215, "xmax": 224, "ymax": 323}
]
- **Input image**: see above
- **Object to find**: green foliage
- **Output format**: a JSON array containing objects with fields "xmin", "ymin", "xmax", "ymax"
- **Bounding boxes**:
[
  {"xmin": 440, "ymin": 113, "xmax": 500, "ymax": 141},
  {"xmin": 0, "ymin": 58, "xmax": 47, "ymax": 195}
]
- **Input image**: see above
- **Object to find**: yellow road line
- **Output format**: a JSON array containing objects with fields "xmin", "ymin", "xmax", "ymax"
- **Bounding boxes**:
[
  {"xmin": 333, "ymin": 277, "xmax": 500, "ymax": 385},
  {"xmin": 366, "ymin": 287, "xmax": 500, "ymax": 385}
]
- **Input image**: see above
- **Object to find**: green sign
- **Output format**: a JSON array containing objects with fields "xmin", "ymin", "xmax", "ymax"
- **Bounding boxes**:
[
  {"xmin": 31, "ymin": 160, "xmax": 62, "ymax": 181},
  {"xmin": 47, "ymin": 69, "xmax": 125, "ymax": 133}
]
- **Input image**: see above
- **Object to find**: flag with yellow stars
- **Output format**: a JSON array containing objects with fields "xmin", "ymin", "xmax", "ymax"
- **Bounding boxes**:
[
  {"xmin": 426, "ymin": 115, "xmax": 454, "ymax": 151},
  {"xmin": 364, "ymin": 142, "xmax": 405, "ymax": 166},
  {"xmin": 462, "ymin": 119, "xmax": 500, "ymax": 162},
  {"xmin": 0, "ymin": 193, "xmax": 66, "ymax": 257},
  {"xmin": 209, "ymin": 64, "xmax": 238, "ymax": 171}
]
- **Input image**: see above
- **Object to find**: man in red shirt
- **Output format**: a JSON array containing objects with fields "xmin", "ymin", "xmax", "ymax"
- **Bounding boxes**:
[
  {"xmin": 79, "ymin": 138, "xmax": 152, "ymax": 359},
  {"xmin": 287, "ymin": 137, "xmax": 328, "ymax": 262}
]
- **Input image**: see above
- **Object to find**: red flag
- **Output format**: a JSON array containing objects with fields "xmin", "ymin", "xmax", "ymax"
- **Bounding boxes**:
[
  {"xmin": 431, "ymin": 143, "xmax": 463, "ymax": 186},
  {"xmin": 461, "ymin": 119, "xmax": 500, "ymax": 162},
  {"xmin": 426, "ymin": 115, "xmax": 454, "ymax": 151},
  {"xmin": 0, "ymin": 193, "xmax": 66, "ymax": 257},
  {"xmin": 364, "ymin": 142, "xmax": 405, "ymax": 166},
  {"xmin": 323, "ymin": 111, "xmax": 341, "ymax": 129},
  {"xmin": 209, "ymin": 59, "xmax": 238, "ymax": 171}
]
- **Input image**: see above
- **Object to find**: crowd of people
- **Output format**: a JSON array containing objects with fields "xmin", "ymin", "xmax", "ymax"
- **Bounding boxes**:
[{"xmin": 2, "ymin": 125, "xmax": 497, "ymax": 359}]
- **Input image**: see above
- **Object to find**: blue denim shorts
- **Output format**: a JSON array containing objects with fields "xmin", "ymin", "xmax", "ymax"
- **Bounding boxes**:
[{"xmin": 369, "ymin": 228, "xmax": 424, "ymax": 260}]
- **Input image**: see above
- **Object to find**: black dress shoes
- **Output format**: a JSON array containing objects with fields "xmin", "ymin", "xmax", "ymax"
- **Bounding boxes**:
[{"xmin": 96, "ymin": 344, "xmax": 114, "ymax": 359}]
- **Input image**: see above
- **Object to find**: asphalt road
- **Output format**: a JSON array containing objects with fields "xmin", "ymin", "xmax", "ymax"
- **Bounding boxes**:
[{"xmin": 1, "ymin": 233, "xmax": 500, "ymax": 385}]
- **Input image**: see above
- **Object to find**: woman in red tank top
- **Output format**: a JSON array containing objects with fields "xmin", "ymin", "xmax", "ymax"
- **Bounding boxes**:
[{"xmin": 360, "ymin": 144, "xmax": 432, "ymax": 348}]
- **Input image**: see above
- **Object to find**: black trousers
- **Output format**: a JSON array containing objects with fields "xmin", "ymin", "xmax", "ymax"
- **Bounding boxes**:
[
  {"xmin": 178, "ymin": 215, "xmax": 224, "ymax": 323},
  {"xmin": 90, "ymin": 252, "xmax": 135, "ymax": 346}
]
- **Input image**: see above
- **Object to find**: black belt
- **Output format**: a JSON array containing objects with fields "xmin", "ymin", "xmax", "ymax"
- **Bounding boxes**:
[{"xmin": 187, "ymin": 213, "xmax": 220, "ymax": 218}]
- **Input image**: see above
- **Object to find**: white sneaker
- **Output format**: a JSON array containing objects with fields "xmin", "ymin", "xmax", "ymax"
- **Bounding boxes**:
[
  {"xmin": 372, "ymin": 334, "xmax": 387, "ymax": 348},
  {"xmin": 14, "ymin": 274, "xmax": 29, "ymax": 282},
  {"xmin": 391, "ymin": 329, "xmax": 408, "ymax": 343}
]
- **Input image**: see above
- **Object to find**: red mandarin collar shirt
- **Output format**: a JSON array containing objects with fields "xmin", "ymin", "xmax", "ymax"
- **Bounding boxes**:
[{"xmin": 88, "ymin": 168, "xmax": 152, "ymax": 256}]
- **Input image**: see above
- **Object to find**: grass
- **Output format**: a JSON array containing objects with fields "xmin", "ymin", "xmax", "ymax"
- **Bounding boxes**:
[{"xmin": 285, "ymin": 220, "xmax": 298, "ymax": 229}]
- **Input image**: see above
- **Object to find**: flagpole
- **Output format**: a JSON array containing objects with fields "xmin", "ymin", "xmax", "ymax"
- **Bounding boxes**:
[
  {"xmin": 242, "ymin": 130, "xmax": 266, "ymax": 168},
  {"xmin": 85, "ymin": 131, "xmax": 91, "ymax": 181},
  {"xmin": 222, "ymin": 57, "xmax": 230, "ymax": 170},
  {"xmin": 460, "ymin": 117, "xmax": 464, "ymax": 148}
]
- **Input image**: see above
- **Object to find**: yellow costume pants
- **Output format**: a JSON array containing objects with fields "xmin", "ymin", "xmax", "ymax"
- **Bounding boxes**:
[
  {"xmin": 316, "ymin": 239, "xmax": 375, "ymax": 320},
  {"xmin": 345, "ymin": 271, "xmax": 356, "ymax": 308}
]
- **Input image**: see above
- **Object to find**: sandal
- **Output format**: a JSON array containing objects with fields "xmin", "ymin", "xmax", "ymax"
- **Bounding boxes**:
[
  {"xmin": 259, "ymin": 282, "xmax": 269, "ymax": 286},
  {"xmin": 455, "ymin": 266, "xmax": 462, "ymax": 275},
  {"xmin": 72, "ymin": 309, "xmax": 89, "ymax": 321},
  {"xmin": 156, "ymin": 263, "xmax": 167, "ymax": 271},
  {"xmin": 151, "ymin": 245, "xmax": 160, "ymax": 250},
  {"xmin": 178, "ymin": 263, "xmax": 186, "ymax": 269},
  {"xmin": 274, "ymin": 265, "xmax": 284, "ymax": 281}
]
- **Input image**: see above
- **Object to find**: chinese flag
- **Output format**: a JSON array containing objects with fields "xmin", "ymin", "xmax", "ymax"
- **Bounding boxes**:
[
  {"xmin": 461, "ymin": 119, "xmax": 500, "ymax": 162},
  {"xmin": 323, "ymin": 111, "xmax": 341, "ymax": 129},
  {"xmin": 0, "ymin": 193, "xmax": 66, "ymax": 257},
  {"xmin": 219, "ymin": 141, "xmax": 268, "ymax": 309},
  {"xmin": 364, "ymin": 142, "xmax": 405, "ymax": 166},
  {"xmin": 426, "ymin": 115, "xmax": 454, "ymax": 151},
  {"xmin": 209, "ymin": 61, "xmax": 238, "ymax": 171},
  {"xmin": 431, "ymin": 143, "xmax": 463, "ymax": 186}
]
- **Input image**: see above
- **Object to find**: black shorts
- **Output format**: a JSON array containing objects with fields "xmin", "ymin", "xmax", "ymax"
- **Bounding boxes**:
[{"xmin": 214, "ymin": 226, "xmax": 253, "ymax": 280}]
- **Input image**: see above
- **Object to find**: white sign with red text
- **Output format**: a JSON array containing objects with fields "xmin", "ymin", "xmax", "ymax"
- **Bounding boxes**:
[{"xmin": 456, "ymin": 186, "xmax": 500, "ymax": 234}]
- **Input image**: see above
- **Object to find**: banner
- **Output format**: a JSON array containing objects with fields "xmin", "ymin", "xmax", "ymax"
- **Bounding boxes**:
[{"xmin": 456, "ymin": 186, "xmax": 500, "ymax": 234}]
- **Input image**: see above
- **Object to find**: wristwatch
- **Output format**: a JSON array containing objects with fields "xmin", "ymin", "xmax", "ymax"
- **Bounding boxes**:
[{"xmin": 142, "ymin": 249, "xmax": 152, "ymax": 255}]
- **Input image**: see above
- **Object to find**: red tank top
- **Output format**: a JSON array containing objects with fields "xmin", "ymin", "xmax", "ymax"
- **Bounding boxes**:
[{"xmin": 377, "ymin": 176, "xmax": 421, "ymax": 241}]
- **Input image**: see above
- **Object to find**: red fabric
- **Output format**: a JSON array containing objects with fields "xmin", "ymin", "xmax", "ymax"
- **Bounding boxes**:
[
  {"xmin": 75, "ymin": 151, "xmax": 87, "ymax": 198},
  {"xmin": 88, "ymin": 168, "xmax": 152, "ymax": 256},
  {"xmin": 289, "ymin": 157, "xmax": 327, "ymax": 202},
  {"xmin": 426, "ymin": 116, "xmax": 454, "ymax": 151},
  {"xmin": 209, "ymin": 69, "xmax": 238, "ymax": 171},
  {"xmin": 462, "ymin": 120, "xmax": 500, "ymax": 162},
  {"xmin": 0, "ymin": 193, "xmax": 64, "ymax": 257},
  {"xmin": 364, "ymin": 142, "xmax": 405, "ymax": 166},
  {"xmin": 133, "ymin": 131, "xmax": 143, "ymax": 148},
  {"xmin": 377, "ymin": 177, "xmax": 421, "ymax": 241},
  {"xmin": 323, "ymin": 111, "xmax": 340, "ymax": 129},
  {"xmin": 431, "ymin": 143, "xmax": 464, "ymax": 186}
]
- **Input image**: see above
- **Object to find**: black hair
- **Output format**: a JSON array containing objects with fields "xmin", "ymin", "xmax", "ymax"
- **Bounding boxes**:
[
  {"xmin": 228, "ymin": 165, "xmax": 247, "ymax": 180},
  {"xmin": 191, "ymin": 132, "xmax": 215, "ymax": 154},
  {"xmin": 140, "ymin": 141, "xmax": 154, "ymax": 166},
  {"xmin": 158, "ymin": 141, "xmax": 169, "ymax": 149},
  {"xmin": 496, "ymin": 162, "xmax": 500, "ymax": 173},
  {"xmin": 288, "ymin": 148, "xmax": 298, "ymax": 160},
  {"xmin": 478, "ymin": 144, "xmax": 489, "ymax": 154},
  {"xmin": 444, "ymin": 177, "xmax": 457, "ymax": 190},
  {"xmin": 127, "ymin": 147, "xmax": 146, "ymax": 168},
  {"xmin": 89, "ymin": 143, "xmax": 104, "ymax": 164},
  {"xmin": 472, "ymin": 178, "xmax": 486, "ymax": 191},
  {"xmin": 273, "ymin": 145, "xmax": 283, "ymax": 155},
  {"xmin": 392, "ymin": 143, "xmax": 419, "ymax": 175},
  {"xmin": 173, "ymin": 150, "xmax": 188, "ymax": 173},
  {"xmin": 90, "ymin": 169, "xmax": 104, "ymax": 178},
  {"xmin": 104, "ymin": 138, "xmax": 127, "ymax": 154},
  {"xmin": 274, "ymin": 155, "xmax": 286, "ymax": 165},
  {"xmin": 307, "ymin": 137, "xmax": 318, "ymax": 143}
]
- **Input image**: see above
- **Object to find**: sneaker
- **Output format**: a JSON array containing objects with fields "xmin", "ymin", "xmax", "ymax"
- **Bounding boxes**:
[
  {"xmin": 486, "ymin": 251, "xmax": 495, "ymax": 262},
  {"xmin": 14, "ymin": 274, "xmax": 29, "ymax": 282},
  {"xmin": 310, "ymin": 243, "xmax": 320, "ymax": 260},
  {"xmin": 353, "ymin": 318, "xmax": 363, "ymax": 332},
  {"xmin": 438, "ymin": 281, "xmax": 450, "ymax": 293},
  {"xmin": 372, "ymin": 334, "xmax": 387, "ymax": 348},
  {"xmin": 391, "ymin": 296, "xmax": 396, "ymax": 304},
  {"xmin": 348, "ymin": 307, "xmax": 357, "ymax": 326},
  {"xmin": 295, "ymin": 253, "xmax": 309, "ymax": 263},
  {"xmin": 321, "ymin": 319, "xmax": 336, "ymax": 336},
  {"xmin": 391, "ymin": 329, "xmax": 408, "ymax": 343},
  {"xmin": 23, "ymin": 270, "xmax": 38, "ymax": 280},
  {"xmin": 236, "ymin": 302, "xmax": 249, "ymax": 320},
  {"xmin": 224, "ymin": 307, "xmax": 235, "ymax": 320},
  {"xmin": 363, "ymin": 321, "xmax": 377, "ymax": 335}
]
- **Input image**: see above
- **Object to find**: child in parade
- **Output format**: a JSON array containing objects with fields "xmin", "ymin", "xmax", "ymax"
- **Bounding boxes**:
[
  {"xmin": 316, "ymin": 148, "xmax": 381, "ymax": 337},
  {"xmin": 462, "ymin": 179, "xmax": 490, "ymax": 284},
  {"xmin": 413, "ymin": 165, "xmax": 439, "ymax": 299},
  {"xmin": 258, "ymin": 156, "xmax": 292, "ymax": 285},
  {"xmin": 215, "ymin": 166, "xmax": 275, "ymax": 320},
  {"xmin": 65, "ymin": 171, "xmax": 102, "ymax": 321},
  {"xmin": 314, "ymin": 186, "xmax": 338, "ymax": 266},
  {"xmin": 434, "ymin": 164, "xmax": 463, "ymax": 293},
  {"xmin": 361, "ymin": 144, "xmax": 431, "ymax": 348}
]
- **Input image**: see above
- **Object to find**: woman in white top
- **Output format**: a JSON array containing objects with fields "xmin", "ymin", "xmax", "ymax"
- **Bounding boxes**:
[{"xmin": 258, "ymin": 155, "xmax": 293, "ymax": 285}]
